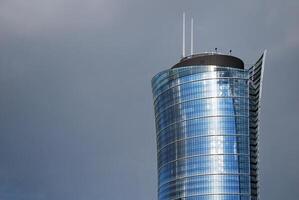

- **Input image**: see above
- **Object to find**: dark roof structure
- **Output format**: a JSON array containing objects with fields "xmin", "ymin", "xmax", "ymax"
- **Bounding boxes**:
[{"xmin": 172, "ymin": 53, "xmax": 244, "ymax": 69}]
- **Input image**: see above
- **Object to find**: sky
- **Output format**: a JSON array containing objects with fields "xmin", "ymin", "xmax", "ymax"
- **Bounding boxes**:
[{"xmin": 0, "ymin": 0, "xmax": 298, "ymax": 199}]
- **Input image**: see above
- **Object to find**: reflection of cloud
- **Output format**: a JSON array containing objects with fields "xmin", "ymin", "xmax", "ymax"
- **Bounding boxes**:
[
  {"xmin": 262, "ymin": 0, "xmax": 299, "ymax": 52},
  {"xmin": 0, "ymin": 0, "xmax": 121, "ymax": 35},
  {"xmin": 0, "ymin": 187, "xmax": 45, "ymax": 200},
  {"xmin": 285, "ymin": 27, "xmax": 299, "ymax": 48},
  {"xmin": 0, "ymin": 194, "xmax": 45, "ymax": 200}
]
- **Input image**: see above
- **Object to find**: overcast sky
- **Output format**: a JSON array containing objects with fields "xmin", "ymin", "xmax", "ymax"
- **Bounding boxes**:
[{"xmin": 0, "ymin": 0, "xmax": 298, "ymax": 199}]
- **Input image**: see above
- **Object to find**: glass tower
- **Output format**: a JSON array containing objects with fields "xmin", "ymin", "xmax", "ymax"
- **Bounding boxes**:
[{"xmin": 151, "ymin": 52, "xmax": 266, "ymax": 200}]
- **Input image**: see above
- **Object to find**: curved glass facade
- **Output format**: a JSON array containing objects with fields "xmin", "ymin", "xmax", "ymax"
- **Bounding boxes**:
[{"xmin": 152, "ymin": 65, "xmax": 251, "ymax": 200}]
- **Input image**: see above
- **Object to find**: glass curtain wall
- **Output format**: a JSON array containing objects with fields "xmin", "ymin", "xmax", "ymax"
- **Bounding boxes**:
[{"xmin": 152, "ymin": 66, "xmax": 250, "ymax": 200}]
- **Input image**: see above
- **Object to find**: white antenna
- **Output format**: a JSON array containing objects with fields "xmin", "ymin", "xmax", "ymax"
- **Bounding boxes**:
[
  {"xmin": 182, "ymin": 12, "xmax": 186, "ymax": 57},
  {"xmin": 191, "ymin": 18, "xmax": 194, "ymax": 55}
]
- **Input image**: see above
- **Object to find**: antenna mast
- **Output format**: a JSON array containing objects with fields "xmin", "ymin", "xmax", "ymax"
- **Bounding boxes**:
[
  {"xmin": 191, "ymin": 18, "xmax": 194, "ymax": 55},
  {"xmin": 182, "ymin": 12, "xmax": 186, "ymax": 57}
]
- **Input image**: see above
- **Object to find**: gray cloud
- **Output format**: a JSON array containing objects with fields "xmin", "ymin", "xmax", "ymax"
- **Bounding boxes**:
[
  {"xmin": 0, "ymin": 0, "xmax": 122, "ymax": 37},
  {"xmin": 0, "ymin": 0, "xmax": 298, "ymax": 199}
]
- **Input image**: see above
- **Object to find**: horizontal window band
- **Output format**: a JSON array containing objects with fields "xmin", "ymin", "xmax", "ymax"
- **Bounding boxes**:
[
  {"xmin": 155, "ymin": 95, "xmax": 249, "ymax": 118},
  {"xmin": 159, "ymin": 172, "xmax": 250, "ymax": 189},
  {"xmin": 164, "ymin": 192, "xmax": 250, "ymax": 200},
  {"xmin": 157, "ymin": 111, "xmax": 250, "ymax": 130},
  {"xmin": 156, "ymin": 115, "xmax": 249, "ymax": 136},
  {"xmin": 154, "ymin": 77, "xmax": 248, "ymax": 103},
  {"xmin": 158, "ymin": 153, "xmax": 249, "ymax": 171},
  {"xmin": 157, "ymin": 134, "xmax": 249, "ymax": 153},
  {"xmin": 154, "ymin": 64, "xmax": 247, "ymax": 82},
  {"xmin": 152, "ymin": 66, "xmax": 248, "ymax": 93},
  {"xmin": 155, "ymin": 96, "xmax": 249, "ymax": 120},
  {"xmin": 155, "ymin": 91, "xmax": 248, "ymax": 110}
]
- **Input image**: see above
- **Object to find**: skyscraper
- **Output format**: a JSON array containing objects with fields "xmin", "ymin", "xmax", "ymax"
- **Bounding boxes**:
[{"xmin": 151, "ymin": 52, "xmax": 266, "ymax": 200}]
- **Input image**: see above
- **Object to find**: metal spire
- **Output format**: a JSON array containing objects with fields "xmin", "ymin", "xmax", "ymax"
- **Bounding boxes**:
[
  {"xmin": 182, "ymin": 12, "xmax": 186, "ymax": 57},
  {"xmin": 191, "ymin": 18, "xmax": 194, "ymax": 55}
]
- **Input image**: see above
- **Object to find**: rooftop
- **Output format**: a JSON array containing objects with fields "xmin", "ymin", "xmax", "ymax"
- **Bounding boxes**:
[{"xmin": 171, "ymin": 53, "xmax": 244, "ymax": 69}]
